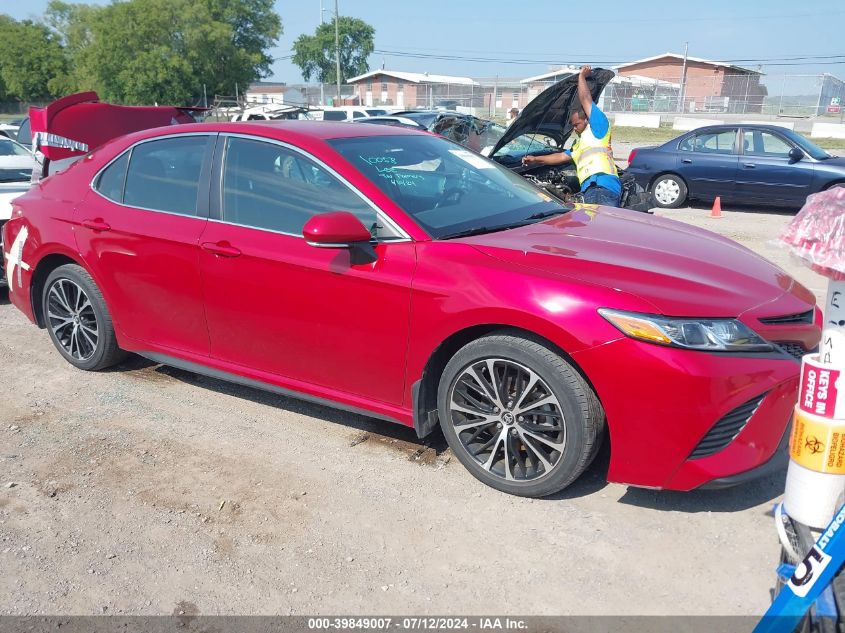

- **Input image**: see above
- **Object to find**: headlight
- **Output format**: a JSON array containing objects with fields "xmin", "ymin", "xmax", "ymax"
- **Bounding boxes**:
[{"xmin": 598, "ymin": 308, "xmax": 773, "ymax": 352}]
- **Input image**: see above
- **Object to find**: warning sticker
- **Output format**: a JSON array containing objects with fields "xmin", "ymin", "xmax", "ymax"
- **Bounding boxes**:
[
  {"xmin": 789, "ymin": 407, "xmax": 845, "ymax": 474},
  {"xmin": 799, "ymin": 357, "xmax": 842, "ymax": 419}
]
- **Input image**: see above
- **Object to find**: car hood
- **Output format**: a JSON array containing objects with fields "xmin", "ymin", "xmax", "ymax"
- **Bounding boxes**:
[
  {"xmin": 488, "ymin": 68, "xmax": 614, "ymax": 160},
  {"xmin": 820, "ymin": 155, "xmax": 845, "ymax": 167},
  {"xmin": 461, "ymin": 205, "xmax": 814, "ymax": 317}
]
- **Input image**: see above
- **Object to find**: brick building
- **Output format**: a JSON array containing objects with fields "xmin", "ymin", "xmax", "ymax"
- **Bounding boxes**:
[
  {"xmin": 346, "ymin": 70, "xmax": 479, "ymax": 109},
  {"xmin": 614, "ymin": 53, "xmax": 766, "ymax": 113}
]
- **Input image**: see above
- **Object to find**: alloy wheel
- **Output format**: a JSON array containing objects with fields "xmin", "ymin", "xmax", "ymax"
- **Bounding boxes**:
[
  {"xmin": 448, "ymin": 358, "xmax": 566, "ymax": 482},
  {"xmin": 46, "ymin": 278, "xmax": 99, "ymax": 361},
  {"xmin": 654, "ymin": 178, "xmax": 681, "ymax": 205}
]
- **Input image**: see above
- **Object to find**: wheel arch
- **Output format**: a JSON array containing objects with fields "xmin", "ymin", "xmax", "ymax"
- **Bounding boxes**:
[
  {"xmin": 823, "ymin": 179, "xmax": 845, "ymax": 191},
  {"xmin": 412, "ymin": 323, "xmax": 604, "ymax": 439},
  {"xmin": 30, "ymin": 252, "xmax": 87, "ymax": 328},
  {"xmin": 649, "ymin": 170, "xmax": 688, "ymax": 191}
]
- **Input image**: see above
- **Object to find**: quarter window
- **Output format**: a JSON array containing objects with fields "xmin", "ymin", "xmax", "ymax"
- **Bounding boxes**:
[
  {"xmin": 221, "ymin": 137, "xmax": 377, "ymax": 236},
  {"xmin": 124, "ymin": 136, "xmax": 210, "ymax": 216},
  {"xmin": 95, "ymin": 151, "xmax": 130, "ymax": 202}
]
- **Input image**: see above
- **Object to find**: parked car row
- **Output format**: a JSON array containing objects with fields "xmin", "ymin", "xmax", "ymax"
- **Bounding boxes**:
[{"xmin": 0, "ymin": 90, "xmax": 821, "ymax": 498}]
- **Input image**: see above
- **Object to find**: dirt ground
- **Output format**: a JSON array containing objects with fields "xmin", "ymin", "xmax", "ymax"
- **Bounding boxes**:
[{"xmin": 0, "ymin": 206, "xmax": 826, "ymax": 617}]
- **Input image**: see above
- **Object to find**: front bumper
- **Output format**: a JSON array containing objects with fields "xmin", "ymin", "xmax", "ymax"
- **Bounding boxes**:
[
  {"xmin": 572, "ymin": 337, "xmax": 802, "ymax": 490},
  {"xmin": 697, "ymin": 424, "xmax": 790, "ymax": 489}
]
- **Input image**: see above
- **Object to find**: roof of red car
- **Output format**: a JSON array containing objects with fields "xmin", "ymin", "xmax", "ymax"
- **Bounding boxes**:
[{"xmin": 192, "ymin": 120, "xmax": 425, "ymax": 140}]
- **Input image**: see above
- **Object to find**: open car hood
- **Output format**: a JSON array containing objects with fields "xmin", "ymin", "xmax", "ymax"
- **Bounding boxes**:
[
  {"xmin": 489, "ymin": 68, "xmax": 614, "ymax": 161},
  {"xmin": 29, "ymin": 91, "xmax": 207, "ymax": 163}
]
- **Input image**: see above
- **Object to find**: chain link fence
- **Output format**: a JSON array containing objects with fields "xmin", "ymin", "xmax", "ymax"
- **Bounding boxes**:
[{"xmin": 4, "ymin": 73, "xmax": 844, "ymax": 126}]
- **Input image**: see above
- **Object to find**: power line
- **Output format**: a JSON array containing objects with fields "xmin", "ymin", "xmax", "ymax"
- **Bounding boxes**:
[{"xmin": 372, "ymin": 48, "xmax": 845, "ymax": 67}]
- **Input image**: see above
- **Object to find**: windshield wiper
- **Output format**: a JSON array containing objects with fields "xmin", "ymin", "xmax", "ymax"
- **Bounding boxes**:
[
  {"xmin": 440, "ymin": 210, "xmax": 566, "ymax": 240},
  {"xmin": 440, "ymin": 224, "xmax": 529, "ymax": 240},
  {"xmin": 526, "ymin": 210, "xmax": 565, "ymax": 220}
]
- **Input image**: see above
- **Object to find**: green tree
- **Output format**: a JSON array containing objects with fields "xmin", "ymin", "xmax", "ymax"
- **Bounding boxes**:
[
  {"xmin": 45, "ymin": 0, "xmax": 281, "ymax": 105},
  {"xmin": 292, "ymin": 16, "xmax": 374, "ymax": 84},
  {"xmin": 0, "ymin": 16, "xmax": 69, "ymax": 101}
]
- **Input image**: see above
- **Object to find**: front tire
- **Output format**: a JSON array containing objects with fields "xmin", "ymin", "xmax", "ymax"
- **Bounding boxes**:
[
  {"xmin": 437, "ymin": 333, "xmax": 604, "ymax": 497},
  {"xmin": 42, "ymin": 264, "xmax": 126, "ymax": 371},
  {"xmin": 651, "ymin": 174, "xmax": 687, "ymax": 208}
]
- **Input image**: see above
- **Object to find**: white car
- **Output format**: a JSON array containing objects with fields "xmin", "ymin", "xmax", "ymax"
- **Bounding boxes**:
[
  {"xmin": 310, "ymin": 106, "xmax": 388, "ymax": 121},
  {"xmin": 0, "ymin": 137, "xmax": 36, "ymax": 286}
]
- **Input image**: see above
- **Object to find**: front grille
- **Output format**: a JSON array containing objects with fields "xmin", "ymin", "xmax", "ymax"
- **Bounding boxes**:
[
  {"xmin": 774, "ymin": 341, "xmax": 808, "ymax": 360},
  {"xmin": 689, "ymin": 393, "xmax": 767, "ymax": 459},
  {"xmin": 759, "ymin": 310, "xmax": 814, "ymax": 325}
]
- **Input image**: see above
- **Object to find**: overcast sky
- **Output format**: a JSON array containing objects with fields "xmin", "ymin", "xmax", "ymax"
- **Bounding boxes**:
[{"xmin": 5, "ymin": 0, "xmax": 845, "ymax": 83}]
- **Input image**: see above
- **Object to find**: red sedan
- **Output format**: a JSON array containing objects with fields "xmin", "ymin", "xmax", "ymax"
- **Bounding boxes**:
[{"xmin": 2, "ymin": 94, "xmax": 821, "ymax": 497}]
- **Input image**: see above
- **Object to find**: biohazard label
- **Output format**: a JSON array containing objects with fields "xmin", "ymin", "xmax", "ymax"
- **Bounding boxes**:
[
  {"xmin": 799, "ymin": 361, "xmax": 842, "ymax": 419},
  {"xmin": 789, "ymin": 407, "xmax": 845, "ymax": 474}
]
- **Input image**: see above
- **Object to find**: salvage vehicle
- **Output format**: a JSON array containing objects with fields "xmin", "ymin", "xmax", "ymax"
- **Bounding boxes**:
[
  {"xmin": 2, "ymin": 92, "xmax": 821, "ymax": 497},
  {"xmin": 627, "ymin": 124, "xmax": 845, "ymax": 208},
  {"xmin": 360, "ymin": 110, "xmax": 508, "ymax": 157},
  {"xmin": 230, "ymin": 104, "xmax": 316, "ymax": 122}
]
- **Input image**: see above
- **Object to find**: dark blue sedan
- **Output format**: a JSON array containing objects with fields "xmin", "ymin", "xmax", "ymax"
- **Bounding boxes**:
[{"xmin": 627, "ymin": 124, "xmax": 845, "ymax": 208}]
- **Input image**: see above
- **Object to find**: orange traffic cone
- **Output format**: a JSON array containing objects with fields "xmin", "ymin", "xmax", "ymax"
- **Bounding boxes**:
[{"xmin": 710, "ymin": 196, "xmax": 722, "ymax": 219}]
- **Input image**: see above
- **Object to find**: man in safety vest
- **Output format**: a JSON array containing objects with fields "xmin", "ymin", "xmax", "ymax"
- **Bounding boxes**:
[{"xmin": 522, "ymin": 66, "xmax": 621, "ymax": 206}]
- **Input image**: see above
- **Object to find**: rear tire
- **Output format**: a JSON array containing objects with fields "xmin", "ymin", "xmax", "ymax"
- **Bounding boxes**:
[
  {"xmin": 651, "ymin": 174, "xmax": 687, "ymax": 208},
  {"xmin": 437, "ymin": 332, "xmax": 605, "ymax": 497},
  {"xmin": 42, "ymin": 264, "xmax": 126, "ymax": 371}
]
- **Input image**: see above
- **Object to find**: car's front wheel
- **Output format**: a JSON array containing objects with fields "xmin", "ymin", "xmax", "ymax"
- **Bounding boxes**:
[
  {"xmin": 42, "ymin": 264, "xmax": 126, "ymax": 371},
  {"xmin": 437, "ymin": 332, "xmax": 604, "ymax": 497},
  {"xmin": 651, "ymin": 174, "xmax": 687, "ymax": 208}
]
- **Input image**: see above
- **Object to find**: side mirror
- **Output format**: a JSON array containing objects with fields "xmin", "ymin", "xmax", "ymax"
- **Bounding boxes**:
[
  {"xmin": 303, "ymin": 211, "xmax": 372, "ymax": 248},
  {"xmin": 788, "ymin": 147, "xmax": 805, "ymax": 163}
]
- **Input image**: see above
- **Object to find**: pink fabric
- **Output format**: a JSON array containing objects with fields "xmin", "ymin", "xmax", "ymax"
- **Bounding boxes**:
[{"xmin": 781, "ymin": 187, "xmax": 845, "ymax": 280}]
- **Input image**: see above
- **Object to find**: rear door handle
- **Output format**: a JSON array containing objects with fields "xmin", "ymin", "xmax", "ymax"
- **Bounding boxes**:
[
  {"xmin": 743, "ymin": 163, "xmax": 756, "ymax": 168},
  {"xmin": 681, "ymin": 159, "xmax": 692, "ymax": 164},
  {"xmin": 81, "ymin": 219, "xmax": 111, "ymax": 232},
  {"xmin": 202, "ymin": 241, "xmax": 241, "ymax": 258}
]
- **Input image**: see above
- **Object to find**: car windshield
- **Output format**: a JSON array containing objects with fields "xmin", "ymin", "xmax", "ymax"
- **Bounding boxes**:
[
  {"xmin": 781, "ymin": 129, "xmax": 832, "ymax": 160},
  {"xmin": 0, "ymin": 138, "xmax": 31, "ymax": 157},
  {"xmin": 329, "ymin": 134, "xmax": 568, "ymax": 239},
  {"xmin": 492, "ymin": 134, "xmax": 561, "ymax": 166}
]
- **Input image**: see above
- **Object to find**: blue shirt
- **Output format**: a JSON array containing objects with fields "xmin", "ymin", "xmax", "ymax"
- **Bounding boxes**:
[{"xmin": 565, "ymin": 103, "xmax": 621, "ymax": 195}]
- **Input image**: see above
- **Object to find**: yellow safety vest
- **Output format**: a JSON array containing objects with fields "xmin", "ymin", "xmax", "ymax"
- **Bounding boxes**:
[{"xmin": 570, "ymin": 124, "xmax": 617, "ymax": 186}]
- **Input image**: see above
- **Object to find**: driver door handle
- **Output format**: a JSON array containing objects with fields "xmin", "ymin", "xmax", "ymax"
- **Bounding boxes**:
[
  {"xmin": 81, "ymin": 219, "xmax": 111, "ymax": 232},
  {"xmin": 681, "ymin": 158, "xmax": 692, "ymax": 164},
  {"xmin": 202, "ymin": 241, "xmax": 241, "ymax": 258},
  {"xmin": 743, "ymin": 163, "xmax": 756, "ymax": 168}
]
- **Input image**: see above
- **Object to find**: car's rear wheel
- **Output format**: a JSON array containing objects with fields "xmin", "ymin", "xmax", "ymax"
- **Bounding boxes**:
[
  {"xmin": 652, "ymin": 174, "xmax": 687, "ymax": 208},
  {"xmin": 42, "ymin": 264, "xmax": 125, "ymax": 371},
  {"xmin": 437, "ymin": 333, "xmax": 604, "ymax": 497}
]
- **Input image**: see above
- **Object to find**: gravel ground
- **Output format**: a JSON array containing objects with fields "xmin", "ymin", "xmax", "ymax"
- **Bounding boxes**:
[{"xmin": 0, "ymin": 206, "xmax": 825, "ymax": 617}]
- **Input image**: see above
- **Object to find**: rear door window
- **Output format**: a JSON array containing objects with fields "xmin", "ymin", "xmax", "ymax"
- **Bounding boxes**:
[
  {"xmin": 680, "ymin": 129, "xmax": 737, "ymax": 154},
  {"xmin": 322, "ymin": 111, "xmax": 347, "ymax": 121},
  {"xmin": 124, "ymin": 136, "xmax": 211, "ymax": 216}
]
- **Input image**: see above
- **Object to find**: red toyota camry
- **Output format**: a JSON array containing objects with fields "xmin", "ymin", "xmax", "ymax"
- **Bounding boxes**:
[{"xmin": 2, "ymin": 93, "xmax": 821, "ymax": 497}]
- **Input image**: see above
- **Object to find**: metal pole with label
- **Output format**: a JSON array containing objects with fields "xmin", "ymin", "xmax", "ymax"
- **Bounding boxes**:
[{"xmin": 784, "ymin": 281, "xmax": 845, "ymax": 528}]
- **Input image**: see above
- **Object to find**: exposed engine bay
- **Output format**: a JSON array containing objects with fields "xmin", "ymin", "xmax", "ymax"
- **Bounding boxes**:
[{"xmin": 520, "ymin": 165, "xmax": 581, "ymax": 202}]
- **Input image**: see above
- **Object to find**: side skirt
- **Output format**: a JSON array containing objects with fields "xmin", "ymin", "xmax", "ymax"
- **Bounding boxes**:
[{"xmin": 137, "ymin": 351, "xmax": 408, "ymax": 428}]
